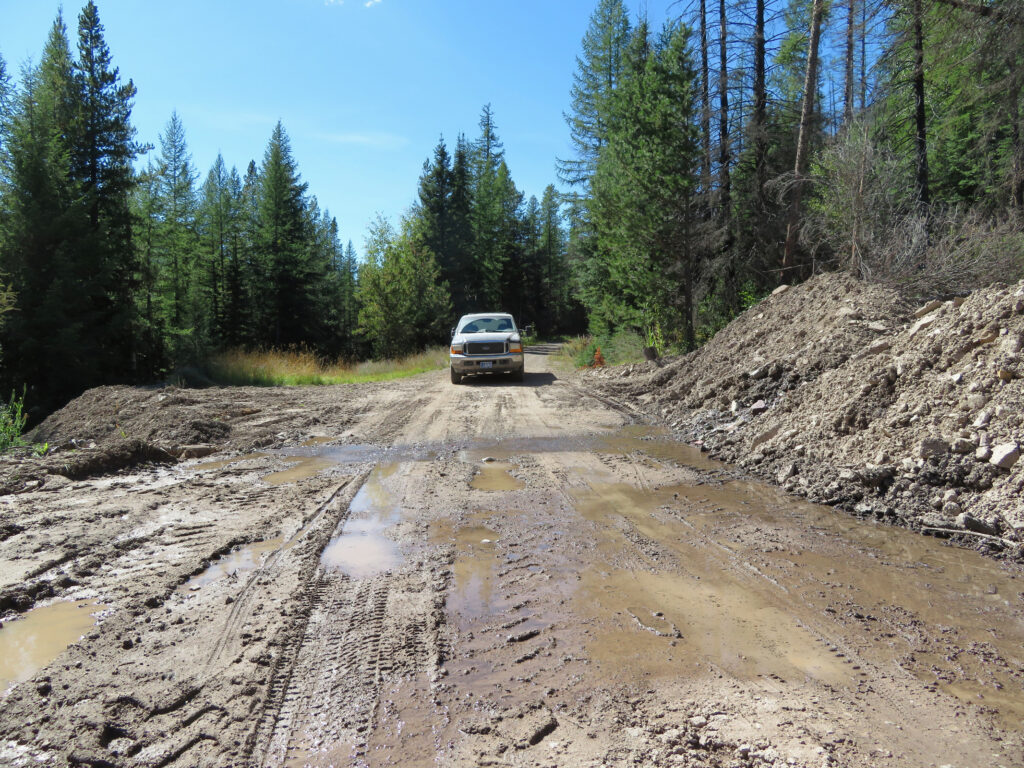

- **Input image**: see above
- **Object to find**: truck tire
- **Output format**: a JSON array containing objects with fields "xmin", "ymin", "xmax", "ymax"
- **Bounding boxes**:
[{"xmin": 451, "ymin": 366, "xmax": 462, "ymax": 384}]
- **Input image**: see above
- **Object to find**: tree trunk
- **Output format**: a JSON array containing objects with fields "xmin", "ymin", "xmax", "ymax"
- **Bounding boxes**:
[
  {"xmin": 753, "ymin": 0, "xmax": 767, "ymax": 205},
  {"xmin": 1013, "ymin": 73, "xmax": 1023, "ymax": 208},
  {"xmin": 782, "ymin": 0, "xmax": 825, "ymax": 274},
  {"xmin": 718, "ymin": 0, "xmax": 737, "ymax": 308},
  {"xmin": 844, "ymin": 0, "xmax": 856, "ymax": 124},
  {"xmin": 860, "ymin": 0, "xmax": 868, "ymax": 109},
  {"xmin": 717, "ymin": 0, "xmax": 731, "ymax": 220},
  {"xmin": 912, "ymin": 0, "xmax": 930, "ymax": 207},
  {"xmin": 699, "ymin": 0, "xmax": 712, "ymax": 198}
]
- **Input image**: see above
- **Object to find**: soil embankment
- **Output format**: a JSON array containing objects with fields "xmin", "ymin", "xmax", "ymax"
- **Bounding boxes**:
[
  {"xmin": 584, "ymin": 273, "xmax": 1024, "ymax": 557},
  {"xmin": 0, "ymin": 292, "xmax": 1022, "ymax": 767}
]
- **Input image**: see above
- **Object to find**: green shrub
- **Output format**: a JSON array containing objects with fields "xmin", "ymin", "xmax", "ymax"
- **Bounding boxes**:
[{"xmin": 0, "ymin": 389, "xmax": 28, "ymax": 452}]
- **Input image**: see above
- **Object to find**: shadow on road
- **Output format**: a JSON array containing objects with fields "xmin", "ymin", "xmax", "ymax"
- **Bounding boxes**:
[{"xmin": 461, "ymin": 372, "xmax": 557, "ymax": 388}]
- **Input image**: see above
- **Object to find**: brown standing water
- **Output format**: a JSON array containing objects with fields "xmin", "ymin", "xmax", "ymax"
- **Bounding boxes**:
[{"xmin": 2, "ymin": 351, "xmax": 1021, "ymax": 767}]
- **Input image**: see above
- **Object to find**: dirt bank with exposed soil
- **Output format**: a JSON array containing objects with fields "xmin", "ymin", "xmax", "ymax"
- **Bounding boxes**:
[
  {"xmin": 583, "ymin": 273, "xmax": 1024, "ymax": 558},
  {"xmin": 0, "ymin": 297, "xmax": 1022, "ymax": 767}
]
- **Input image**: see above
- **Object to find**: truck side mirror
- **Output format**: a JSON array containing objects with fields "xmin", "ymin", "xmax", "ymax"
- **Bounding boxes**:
[{"xmin": 450, "ymin": 327, "xmax": 456, "ymax": 338}]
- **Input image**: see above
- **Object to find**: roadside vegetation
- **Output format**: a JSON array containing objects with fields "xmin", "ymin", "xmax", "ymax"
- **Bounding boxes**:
[
  {"xmin": 2, "ymin": 0, "xmax": 1021, "ymax": 423},
  {"xmin": 204, "ymin": 347, "xmax": 449, "ymax": 387},
  {"xmin": 562, "ymin": 331, "xmax": 646, "ymax": 368}
]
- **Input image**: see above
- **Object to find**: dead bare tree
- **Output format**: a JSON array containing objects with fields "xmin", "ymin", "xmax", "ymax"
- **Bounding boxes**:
[{"xmin": 782, "ymin": 0, "xmax": 826, "ymax": 274}]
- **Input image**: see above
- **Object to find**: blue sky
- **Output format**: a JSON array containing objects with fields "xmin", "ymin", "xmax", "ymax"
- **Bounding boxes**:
[{"xmin": 1, "ymin": 0, "xmax": 679, "ymax": 254}]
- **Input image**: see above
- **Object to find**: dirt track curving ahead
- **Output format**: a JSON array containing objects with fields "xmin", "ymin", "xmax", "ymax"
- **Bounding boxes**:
[{"xmin": 1, "ymin": 350, "xmax": 1023, "ymax": 767}]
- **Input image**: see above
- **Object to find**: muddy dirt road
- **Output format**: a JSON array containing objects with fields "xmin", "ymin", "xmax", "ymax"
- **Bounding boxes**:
[{"xmin": 1, "ymin": 350, "xmax": 1023, "ymax": 767}]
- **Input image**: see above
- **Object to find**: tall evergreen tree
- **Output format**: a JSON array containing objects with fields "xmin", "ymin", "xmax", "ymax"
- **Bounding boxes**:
[
  {"xmin": 0, "ymin": 15, "xmax": 89, "ymax": 410},
  {"xmin": 357, "ymin": 216, "xmax": 451, "ymax": 358},
  {"xmin": 154, "ymin": 111, "xmax": 198, "ymax": 352},
  {"xmin": 72, "ymin": 0, "xmax": 141, "ymax": 376},
  {"xmin": 591, "ymin": 21, "xmax": 703, "ymax": 347},
  {"xmin": 256, "ymin": 121, "xmax": 310, "ymax": 346},
  {"xmin": 558, "ymin": 0, "xmax": 632, "ymax": 190}
]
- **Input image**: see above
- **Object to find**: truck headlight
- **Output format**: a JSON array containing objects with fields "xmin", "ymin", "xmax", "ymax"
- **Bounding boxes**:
[{"xmin": 450, "ymin": 343, "xmax": 464, "ymax": 354}]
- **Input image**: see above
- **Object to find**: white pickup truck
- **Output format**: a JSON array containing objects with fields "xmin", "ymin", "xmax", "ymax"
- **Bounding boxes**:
[{"xmin": 449, "ymin": 313, "xmax": 525, "ymax": 384}]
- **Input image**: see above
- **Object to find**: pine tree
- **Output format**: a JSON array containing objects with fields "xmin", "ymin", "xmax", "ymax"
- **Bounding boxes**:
[
  {"xmin": 339, "ymin": 239, "xmax": 359, "ymax": 356},
  {"xmin": 0, "ymin": 14, "xmax": 90, "ymax": 410},
  {"xmin": 558, "ymin": 0, "xmax": 632, "ymax": 190},
  {"xmin": 73, "ymin": 0, "xmax": 141, "ymax": 376},
  {"xmin": 357, "ymin": 216, "xmax": 451, "ymax": 359},
  {"xmin": 154, "ymin": 111, "xmax": 198, "ymax": 358},
  {"xmin": 591, "ymin": 21, "xmax": 702, "ymax": 347},
  {"xmin": 256, "ymin": 121, "xmax": 310, "ymax": 346},
  {"xmin": 198, "ymin": 153, "xmax": 233, "ymax": 344}
]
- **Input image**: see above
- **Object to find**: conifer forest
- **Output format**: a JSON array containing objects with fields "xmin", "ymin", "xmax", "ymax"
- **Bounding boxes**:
[{"xmin": 1, "ymin": 0, "xmax": 1022, "ymax": 417}]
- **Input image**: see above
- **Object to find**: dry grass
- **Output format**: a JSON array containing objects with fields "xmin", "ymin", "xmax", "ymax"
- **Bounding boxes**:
[{"xmin": 206, "ymin": 347, "xmax": 450, "ymax": 386}]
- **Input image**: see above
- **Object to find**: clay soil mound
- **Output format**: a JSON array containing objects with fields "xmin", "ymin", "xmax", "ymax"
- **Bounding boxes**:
[{"xmin": 585, "ymin": 272, "xmax": 1024, "ymax": 556}]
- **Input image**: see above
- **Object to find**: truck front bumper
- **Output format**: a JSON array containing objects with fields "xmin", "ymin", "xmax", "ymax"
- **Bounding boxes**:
[{"xmin": 450, "ymin": 353, "xmax": 525, "ymax": 374}]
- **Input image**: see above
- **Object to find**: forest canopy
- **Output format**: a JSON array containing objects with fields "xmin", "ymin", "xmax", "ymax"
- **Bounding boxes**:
[{"xmin": 1, "ymin": 0, "xmax": 1022, "ymax": 418}]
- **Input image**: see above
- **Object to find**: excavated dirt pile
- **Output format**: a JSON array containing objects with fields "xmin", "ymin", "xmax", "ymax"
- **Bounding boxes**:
[{"xmin": 584, "ymin": 272, "xmax": 1024, "ymax": 555}]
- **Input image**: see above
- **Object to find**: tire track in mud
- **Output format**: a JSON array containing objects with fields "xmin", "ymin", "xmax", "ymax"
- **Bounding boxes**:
[
  {"xmin": 248, "ymin": 472, "xmax": 452, "ymax": 768},
  {"xmin": 241, "ymin": 472, "xmax": 369, "ymax": 767}
]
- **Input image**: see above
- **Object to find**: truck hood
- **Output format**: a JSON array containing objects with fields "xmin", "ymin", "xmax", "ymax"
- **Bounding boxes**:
[{"xmin": 453, "ymin": 332, "xmax": 520, "ymax": 345}]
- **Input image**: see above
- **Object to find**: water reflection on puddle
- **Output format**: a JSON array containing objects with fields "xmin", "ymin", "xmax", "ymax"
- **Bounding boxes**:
[
  {"xmin": 320, "ymin": 464, "xmax": 405, "ymax": 579},
  {"xmin": 181, "ymin": 539, "xmax": 283, "ymax": 591},
  {"xmin": 431, "ymin": 519, "xmax": 501, "ymax": 625},
  {"xmin": 570, "ymin": 475, "xmax": 1024, "ymax": 717},
  {"xmin": 189, "ymin": 452, "xmax": 268, "ymax": 472},
  {"xmin": 470, "ymin": 461, "xmax": 523, "ymax": 492},
  {"xmin": 0, "ymin": 600, "xmax": 107, "ymax": 695},
  {"xmin": 263, "ymin": 456, "xmax": 339, "ymax": 485}
]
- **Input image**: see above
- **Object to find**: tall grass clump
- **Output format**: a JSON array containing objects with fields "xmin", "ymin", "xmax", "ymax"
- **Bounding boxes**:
[
  {"xmin": 0, "ymin": 389, "xmax": 28, "ymax": 452},
  {"xmin": 205, "ymin": 347, "xmax": 449, "ymax": 387},
  {"xmin": 561, "ymin": 331, "xmax": 646, "ymax": 368}
]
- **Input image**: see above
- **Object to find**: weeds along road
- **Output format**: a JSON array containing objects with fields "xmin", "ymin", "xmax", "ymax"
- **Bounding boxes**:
[{"xmin": 1, "ymin": 350, "xmax": 1023, "ymax": 767}]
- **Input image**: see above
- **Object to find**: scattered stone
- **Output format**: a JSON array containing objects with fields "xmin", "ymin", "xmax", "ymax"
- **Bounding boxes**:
[
  {"xmin": 976, "ymin": 445, "xmax": 993, "ymax": 462},
  {"xmin": 990, "ymin": 443, "xmax": 1020, "ymax": 470},
  {"xmin": 950, "ymin": 438, "xmax": 975, "ymax": 455},
  {"xmin": 689, "ymin": 716, "xmax": 708, "ymax": 728},
  {"xmin": 751, "ymin": 399, "xmax": 768, "ymax": 415},
  {"xmin": 997, "ymin": 368, "xmax": 1016, "ymax": 382},
  {"xmin": 914, "ymin": 300, "xmax": 943, "ymax": 318},
  {"xmin": 858, "ymin": 339, "xmax": 891, "ymax": 358},
  {"xmin": 777, "ymin": 463, "xmax": 798, "ymax": 483},
  {"xmin": 957, "ymin": 513, "xmax": 999, "ymax": 536},
  {"xmin": 916, "ymin": 438, "xmax": 948, "ymax": 459},
  {"xmin": 772, "ymin": 284, "xmax": 790, "ymax": 295},
  {"xmin": 966, "ymin": 393, "xmax": 988, "ymax": 410},
  {"xmin": 972, "ymin": 410, "xmax": 991, "ymax": 427},
  {"xmin": 908, "ymin": 314, "xmax": 937, "ymax": 338},
  {"xmin": 943, "ymin": 501, "xmax": 962, "ymax": 516}
]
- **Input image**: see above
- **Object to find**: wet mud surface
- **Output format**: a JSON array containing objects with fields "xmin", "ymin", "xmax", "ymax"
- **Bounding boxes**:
[{"xmin": 1, "ymin": 352, "xmax": 1022, "ymax": 766}]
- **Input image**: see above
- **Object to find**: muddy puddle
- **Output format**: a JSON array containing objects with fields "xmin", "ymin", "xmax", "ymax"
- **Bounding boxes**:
[
  {"xmin": 181, "ymin": 539, "xmax": 283, "ymax": 591},
  {"xmin": 189, "ymin": 452, "xmax": 268, "ymax": 472},
  {"xmin": 427, "ymin": 436, "xmax": 1024, "ymax": 723},
  {"xmin": 263, "ymin": 456, "xmax": 339, "ymax": 485},
  {"xmin": 469, "ymin": 460, "xmax": 524, "ymax": 491},
  {"xmin": 0, "ymin": 599, "xmax": 107, "ymax": 695},
  {"xmin": 321, "ymin": 464, "xmax": 405, "ymax": 579}
]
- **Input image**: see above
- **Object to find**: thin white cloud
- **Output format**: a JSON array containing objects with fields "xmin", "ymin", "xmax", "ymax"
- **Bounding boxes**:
[
  {"xmin": 317, "ymin": 131, "xmax": 408, "ymax": 150},
  {"xmin": 324, "ymin": 0, "xmax": 344, "ymax": 5},
  {"xmin": 364, "ymin": 0, "xmax": 382, "ymax": 7}
]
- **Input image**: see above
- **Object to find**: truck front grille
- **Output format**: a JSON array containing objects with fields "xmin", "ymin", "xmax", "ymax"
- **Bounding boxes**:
[{"xmin": 466, "ymin": 341, "xmax": 507, "ymax": 355}]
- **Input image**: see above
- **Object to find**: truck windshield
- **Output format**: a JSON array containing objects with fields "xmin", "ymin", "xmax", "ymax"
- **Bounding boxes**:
[{"xmin": 460, "ymin": 317, "xmax": 514, "ymax": 333}]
